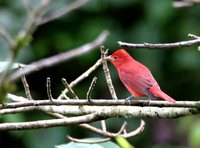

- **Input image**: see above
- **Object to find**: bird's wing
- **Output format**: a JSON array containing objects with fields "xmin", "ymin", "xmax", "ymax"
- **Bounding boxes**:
[{"xmin": 119, "ymin": 66, "xmax": 159, "ymax": 97}]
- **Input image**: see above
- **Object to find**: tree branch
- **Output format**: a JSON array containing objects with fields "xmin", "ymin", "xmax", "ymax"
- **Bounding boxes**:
[
  {"xmin": 46, "ymin": 77, "xmax": 54, "ymax": 101},
  {"xmin": 39, "ymin": 105, "xmax": 200, "ymax": 118},
  {"xmin": 57, "ymin": 59, "xmax": 102, "ymax": 100},
  {"xmin": 62, "ymin": 78, "xmax": 79, "ymax": 99},
  {"xmin": 20, "ymin": 65, "xmax": 33, "ymax": 100},
  {"xmin": 1, "ymin": 102, "xmax": 200, "ymax": 118},
  {"xmin": 0, "ymin": 104, "xmax": 198, "ymax": 131},
  {"xmin": 2, "ymin": 97, "xmax": 200, "ymax": 109},
  {"xmin": 87, "ymin": 77, "xmax": 97, "ymax": 101},
  {"xmin": 8, "ymin": 31, "xmax": 109, "ymax": 81},
  {"xmin": 118, "ymin": 35, "xmax": 200, "ymax": 49},
  {"xmin": 101, "ymin": 46, "xmax": 117, "ymax": 100},
  {"xmin": 172, "ymin": 0, "xmax": 200, "ymax": 8},
  {"xmin": 0, "ymin": 113, "xmax": 98, "ymax": 131},
  {"xmin": 67, "ymin": 135, "xmax": 111, "ymax": 143}
]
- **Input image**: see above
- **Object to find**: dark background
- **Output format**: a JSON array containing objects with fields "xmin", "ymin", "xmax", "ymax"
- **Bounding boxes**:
[{"xmin": 0, "ymin": 0, "xmax": 200, "ymax": 147}]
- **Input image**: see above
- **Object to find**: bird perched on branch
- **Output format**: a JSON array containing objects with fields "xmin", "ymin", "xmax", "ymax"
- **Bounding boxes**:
[{"xmin": 105, "ymin": 49, "xmax": 176, "ymax": 103}]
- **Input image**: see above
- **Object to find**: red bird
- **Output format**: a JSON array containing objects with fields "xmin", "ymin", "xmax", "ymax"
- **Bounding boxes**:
[{"xmin": 106, "ymin": 49, "xmax": 176, "ymax": 103}]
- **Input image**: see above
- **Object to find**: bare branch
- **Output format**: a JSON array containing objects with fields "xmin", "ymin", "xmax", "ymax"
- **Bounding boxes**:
[
  {"xmin": 188, "ymin": 34, "xmax": 200, "ymax": 39},
  {"xmin": 79, "ymin": 123, "xmax": 115, "ymax": 137},
  {"xmin": 39, "ymin": 105, "xmax": 200, "ymax": 118},
  {"xmin": 121, "ymin": 119, "xmax": 145, "ymax": 138},
  {"xmin": 117, "ymin": 121, "xmax": 127, "ymax": 135},
  {"xmin": 67, "ymin": 135, "xmax": 111, "ymax": 144},
  {"xmin": 57, "ymin": 59, "xmax": 102, "ymax": 100},
  {"xmin": 2, "ymin": 98, "xmax": 200, "ymax": 109},
  {"xmin": 6, "ymin": 93, "xmax": 29, "ymax": 102},
  {"xmin": 62, "ymin": 78, "xmax": 79, "ymax": 99},
  {"xmin": 173, "ymin": 0, "xmax": 200, "ymax": 8},
  {"xmin": 0, "ymin": 113, "xmax": 98, "ymax": 131},
  {"xmin": 87, "ymin": 77, "xmax": 97, "ymax": 101},
  {"xmin": 101, "ymin": 120, "xmax": 107, "ymax": 132},
  {"xmin": 61, "ymin": 91, "xmax": 70, "ymax": 100},
  {"xmin": 0, "ymin": 106, "xmax": 38, "ymax": 115},
  {"xmin": 19, "ymin": 65, "xmax": 32, "ymax": 100},
  {"xmin": 46, "ymin": 77, "xmax": 54, "ymax": 101},
  {"xmin": 9, "ymin": 31, "xmax": 109, "ymax": 81},
  {"xmin": 67, "ymin": 120, "xmax": 142, "ymax": 143},
  {"xmin": 118, "ymin": 37, "xmax": 200, "ymax": 49},
  {"xmin": 38, "ymin": 0, "xmax": 89, "ymax": 25},
  {"xmin": 100, "ymin": 46, "xmax": 117, "ymax": 100},
  {"xmin": 1, "ymin": 102, "xmax": 200, "ymax": 118},
  {"xmin": 36, "ymin": 106, "xmax": 122, "ymax": 139}
]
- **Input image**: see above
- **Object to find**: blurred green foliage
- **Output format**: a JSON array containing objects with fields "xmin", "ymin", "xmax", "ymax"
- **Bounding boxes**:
[{"xmin": 1, "ymin": 0, "xmax": 200, "ymax": 148}]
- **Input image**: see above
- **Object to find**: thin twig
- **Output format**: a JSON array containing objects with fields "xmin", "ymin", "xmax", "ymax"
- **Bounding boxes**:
[
  {"xmin": 100, "ymin": 46, "xmax": 117, "ymax": 100},
  {"xmin": 0, "ymin": 106, "xmax": 38, "ymax": 115},
  {"xmin": 121, "ymin": 120, "xmax": 145, "ymax": 138},
  {"xmin": 76, "ymin": 121, "xmax": 128, "ymax": 143},
  {"xmin": 61, "ymin": 91, "xmax": 70, "ymax": 100},
  {"xmin": 78, "ymin": 123, "xmax": 120, "ymax": 138},
  {"xmin": 0, "ymin": 113, "xmax": 98, "ymax": 131},
  {"xmin": 118, "ymin": 37, "xmax": 200, "ymax": 49},
  {"xmin": 188, "ymin": 34, "xmax": 200, "ymax": 39},
  {"xmin": 99, "ymin": 46, "xmax": 114, "ymax": 134},
  {"xmin": 172, "ymin": 0, "xmax": 200, "ymax": 8},
  {"xmin": 19, "ymin": 65, "xmax": 32, "ymax": 100},
  {"xmin": 187, "ymin": 34, "xmax": 200, "ymax": 51},
  {"xmin": 46, "ymin": 77, "xmax": 54, "ymax": 101},
  {"xmin": 38, "ymin": 0, "xmax": 89, "ymax": 25},
  {"xmin": 57, "ymin": 59, "xmax": 102, "ymax": 100},
  {"xmin": 67, "ymin": 135, "xmax": 111, "ymax": 144},
  {"xmin": 9, "ymin": 31, "xmax": 108, "ymax": 81},
  {"xmin": 123, "ymin": 129, "xmax": 127, "ymax": 135},
  {"xmin": 117, "ymin": 121, "xmax": 127, "ymax": 135},
  {"xmin": 6, "ymin": 93, "xmax": 29, "ymax": 102},
  {"xmin": 62, "ymin": 78, "xmax": 79, "ymax": 99},
  {"xmin": 86, "ymin": 77, "xmax": 97, "ymax": 101},
  {"xmin": 37, "ymin": 106, "xmax": 131, "ymax": 140},
  {"xmin": 101, "ymin": 120, "xmax": 107, "ymax": 132}
]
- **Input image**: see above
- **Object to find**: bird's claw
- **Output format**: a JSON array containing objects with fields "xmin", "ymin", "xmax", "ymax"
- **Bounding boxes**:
[{"xmin": 125, "ymin": 95, "xmax": 133, "ymax": 105}]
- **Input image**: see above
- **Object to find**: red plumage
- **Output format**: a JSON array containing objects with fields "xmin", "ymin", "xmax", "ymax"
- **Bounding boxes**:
[{"xmin": 107, "ymin": 49, "xmax": 176, "ymax": 103}]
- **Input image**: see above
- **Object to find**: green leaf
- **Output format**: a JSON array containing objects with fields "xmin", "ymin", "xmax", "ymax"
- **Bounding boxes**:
[
  {"xmin": 115, "ymin": 136, "xmax": 135, "ymax": 148},
  {"xmin": 0, "ymin": 61, "xmax": 26, "ymax": 73},
  {"xmin": 55, "ymin": 138, "xmax": 119, "ymax": 148}
]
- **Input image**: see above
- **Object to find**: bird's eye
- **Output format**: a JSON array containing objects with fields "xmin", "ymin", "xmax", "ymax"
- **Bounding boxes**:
[{"xmin": 113, "ymin": 56, "xmax": 118, "ymax": 60}]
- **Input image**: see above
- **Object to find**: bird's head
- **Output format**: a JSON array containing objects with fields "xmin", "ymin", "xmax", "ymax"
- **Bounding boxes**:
[{"xmin": 104, "ymin": 49, "xmax": 132, "ymax": 68}]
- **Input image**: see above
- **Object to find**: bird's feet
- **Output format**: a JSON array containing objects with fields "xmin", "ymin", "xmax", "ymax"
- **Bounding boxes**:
[
  {"xmin": 125, "ymin": 95, "xmax": 133, "ymax": 101},
  {"xmin": 125, "ymin": 95, "xmax": 133, "ymax": 105},
  {"xmin": 146, "ymin": 98, "xmax": 151, "ymax": 105}
]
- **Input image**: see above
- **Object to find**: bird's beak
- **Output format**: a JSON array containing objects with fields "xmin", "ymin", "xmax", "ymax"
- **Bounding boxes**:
[{"xmin": 104, "ymin": 55, "xmax": 113, "ymax": 61}]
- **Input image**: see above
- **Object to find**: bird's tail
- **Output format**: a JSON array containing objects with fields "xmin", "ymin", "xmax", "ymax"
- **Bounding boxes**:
[{"xmin": 149, "ymin": 86, "xmax": 176, "ymax": 103}]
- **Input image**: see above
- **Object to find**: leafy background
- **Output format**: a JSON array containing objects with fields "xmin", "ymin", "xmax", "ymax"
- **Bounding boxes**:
[{"xmin": 0, "ymin": 0, "xmax": 200, "ymax": 147}]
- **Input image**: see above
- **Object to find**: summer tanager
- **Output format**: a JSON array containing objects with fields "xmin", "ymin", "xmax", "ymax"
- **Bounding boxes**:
[{"xmin": 105, "ymin": 49, "xmax": 176, "ymax": 103}]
